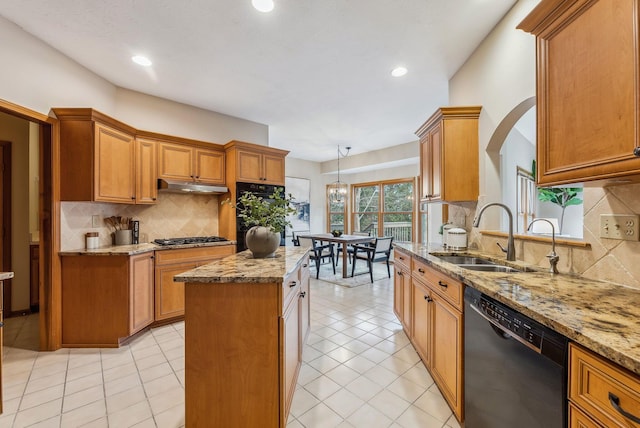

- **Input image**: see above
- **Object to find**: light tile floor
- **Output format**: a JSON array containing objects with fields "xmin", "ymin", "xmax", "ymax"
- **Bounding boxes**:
[{"xmin": 0, "ymin": 274, "xmax": 461, "ymax": 428}]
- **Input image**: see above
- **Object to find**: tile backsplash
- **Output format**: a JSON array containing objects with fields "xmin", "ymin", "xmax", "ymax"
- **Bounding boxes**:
[
  {"xmin": 454, "ymin": 182, "xmax": 640, "ymax": 290},
  {"xmin": 61, "ymin": 193, "xmax": 220, "ymax": 251}
]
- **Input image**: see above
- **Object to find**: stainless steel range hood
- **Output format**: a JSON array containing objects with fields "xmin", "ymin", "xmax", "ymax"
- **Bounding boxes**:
[{"xmin": 158, "ymin": 179, "xmax": 228, "ymax": 195}]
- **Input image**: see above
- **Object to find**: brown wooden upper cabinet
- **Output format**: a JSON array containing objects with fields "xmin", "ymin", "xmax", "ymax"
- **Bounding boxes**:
[
  {"xmin": 518, "ymin": 0, "xmax": 640, "ymax": 186},
  {"xmin": 156, "ymin": 140, "xmax": 225, "ymax": 185},
  {"xmin": 416, "ymin": 106, "xmax": 481, "ymax": 202},
  {"xmin": 54, "ymin": 108, "xmax": 153, "ymax": 204},
  {"xmin": 224, "ymin": 140, "xmax": 288, "ymax": 185}
]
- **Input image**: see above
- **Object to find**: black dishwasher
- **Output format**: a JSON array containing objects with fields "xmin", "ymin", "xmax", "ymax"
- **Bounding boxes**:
[{"xmin": 464, "ymin": 287, "xmax": 568, "ymax": 428}]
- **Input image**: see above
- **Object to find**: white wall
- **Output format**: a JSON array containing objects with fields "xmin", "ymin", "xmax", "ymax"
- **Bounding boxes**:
[
  {"xmin": 449, "ymin": 0, "xmax": 539, "ymax": 229},
  {"xmin": 285, "ymin": 158, "xmax": 324, "ymax": 233}
]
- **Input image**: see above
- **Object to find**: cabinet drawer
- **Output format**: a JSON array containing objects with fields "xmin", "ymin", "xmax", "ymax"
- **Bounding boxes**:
[
  {"xmin": 569, "ymin": 343, "xmax": 640, "ymax": 428},
  {"xmin": 569, "ymin": 403, "xmax": 602, "ymax": 428},
  {"xmin": 282, "ymin": 269, "xmax": 300, "ymax": 313},
  {"xmin": 155, "ymin": 245, "xmax": 234, "ymax": 265},
  {"xmin": 412, "ymin": 258, "xmax": 462, "ymax": 310},
  {"xmin": 394, "ymin": 249, "xmax": 411, "ymax": 271}
]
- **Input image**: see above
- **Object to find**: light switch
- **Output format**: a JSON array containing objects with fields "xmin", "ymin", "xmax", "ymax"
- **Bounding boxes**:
[
  {"xmin": 600, "ymin": 214, "xmax": 639, "ymax": 240},
  {"xmin": 92, "ymin": 215, "xmax": 101, "ymax": 228}
]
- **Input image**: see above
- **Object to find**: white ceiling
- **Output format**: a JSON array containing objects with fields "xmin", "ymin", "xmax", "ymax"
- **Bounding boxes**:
[{"xmin": 0, "ymin": 0, "xmax": 516, "ymax": 162}]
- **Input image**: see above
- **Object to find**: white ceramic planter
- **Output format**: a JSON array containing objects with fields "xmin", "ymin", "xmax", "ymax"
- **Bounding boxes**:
[{"xmin": 245, "ymin": 226, "xmax": 280, "ymax": 258}]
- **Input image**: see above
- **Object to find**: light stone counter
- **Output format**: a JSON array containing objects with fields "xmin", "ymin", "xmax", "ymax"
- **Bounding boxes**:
[
  {"xmin": 175, "ymin": 246, "xmax": 309, "ymax": 283},
  {"xmin": 58, "ymin": 241, "xmax": 236, "ymax": 256},
  {"xmin": 394, "ymin": 242, "xmax": 640, "ymax": 376}
]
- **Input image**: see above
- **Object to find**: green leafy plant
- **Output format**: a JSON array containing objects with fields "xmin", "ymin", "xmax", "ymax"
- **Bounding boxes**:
[
  {"xmin": 223, "ymin": 187, "xmax": 296, "ymax": 234},
  {"xmin": 537, "ymin": 187, "xmax": 583, "ymax": 234}
]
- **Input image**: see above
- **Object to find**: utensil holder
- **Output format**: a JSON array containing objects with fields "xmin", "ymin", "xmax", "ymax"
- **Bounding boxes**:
[{"xmin": 115, "ymin": 229, "xmax": 132, "ymax": 246}]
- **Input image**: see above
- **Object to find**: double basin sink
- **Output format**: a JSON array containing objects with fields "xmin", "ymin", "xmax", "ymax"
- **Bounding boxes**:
[{"xmin": 434, "ymin": 255, "xmax": 525, "ymax": 273}]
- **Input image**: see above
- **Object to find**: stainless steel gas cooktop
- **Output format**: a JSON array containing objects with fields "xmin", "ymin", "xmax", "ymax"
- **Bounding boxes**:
[{"xmin": 153, "ymin": 236, "xmax": 229, "ymax": 246}]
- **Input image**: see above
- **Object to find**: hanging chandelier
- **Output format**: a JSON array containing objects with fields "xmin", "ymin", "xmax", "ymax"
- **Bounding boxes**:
[{"xmin": 328, "ymin": 145, "xmax": 351, "ymax": 203}]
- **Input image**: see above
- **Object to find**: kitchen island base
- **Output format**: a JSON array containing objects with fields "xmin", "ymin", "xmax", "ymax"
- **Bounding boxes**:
[{"xmin": 179, "ymin": 247, "xmax": 310, "ymax": 427}]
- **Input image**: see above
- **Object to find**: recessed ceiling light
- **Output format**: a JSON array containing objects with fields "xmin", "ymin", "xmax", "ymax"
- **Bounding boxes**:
[
  {"xmin": 391, "ymin": 66, "xmax": 408, "ymax": 77},
  {"xmin": 132, "ymin": 55, "xmax": 152, "ymax": 67},
  {"xmin": 252, "ymin": 0, "xmax": 274, "ymax": 12}
]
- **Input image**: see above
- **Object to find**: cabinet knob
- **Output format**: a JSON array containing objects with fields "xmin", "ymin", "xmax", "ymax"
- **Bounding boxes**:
[
  {"xmin": 634, "ymin": 147, "xmax": 640, "ymax": 157},
  {"xmin": 131, "ymin": 196, "xmax": 136, "ymax": 200},
  {"xmin": 418, "ymin": 268, "xmax": 425, "ymax": 274},
  {"xmin": 152, "ymin": 197, "xmax": 157, "ymax": 201},
  {"xmin": 300, "ymin": 291, "xmax": 306, "ymax": 298},
  {"xmin": 397, "ymin": 271, "xmax": 403, "ymax": 276},
  {"xmin": 424, "ymin": 296, "xmax": 433, "ymax": 302},
  {"xmin": 195, "ymin": 176, "xmax": 200, "ymax": 179}
]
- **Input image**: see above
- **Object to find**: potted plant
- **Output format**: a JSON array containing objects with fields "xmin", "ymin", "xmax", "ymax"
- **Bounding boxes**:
[
  {"xmin": 537, "ymin": 187, "xmax": 583, "ymax": 235},
  {"xmin": 225, "ymin": 187, "xmax": 296, "ymax": 258}
]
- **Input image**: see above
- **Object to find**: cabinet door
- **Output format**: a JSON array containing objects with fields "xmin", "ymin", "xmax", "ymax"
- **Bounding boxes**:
[
  {"xmin": 282, "ymin": 294, "xmax": 300, "ymax": 420},
  {"xmin": 412, "ymin": 278, "xmax": 431, "ymax": 366},
  {"xmin": 263, "ymin": 153, "xmax": 286, "ymax": 185},
  {"xmin": 520, "ymin": 0, "xmax": 640, "ymax": 185},
  {"xmin": 158, "ymin": 142, "xmax": 194, "ymax": 181},
  {"xmin": 401, "ymin": 267, "xmax": 412, "ymax": 336},
  {"xmin": 430, "ymin": 292, "xmax": 463, "ymax": 419},
  {"xmin": 94, "ymin": 123, "xmax": 135, "ymax": 203},
  {"xmin": 393, "ymin": 267, "xmax": 404, "ymax": 321},
  {"xmin": 428, "ymin": 124, "xmax": 442, "ymax": 201},
  {"xmin": 136, "ymin": 138, "xmax": 158, "ymax": 204},
  {"xmin": 195, "ymin": 148, "xmax": 225, "ymax": 185},
  {"xmin": 236, "ymin": 150, "xmax": 263, "ymax": 183},
  {"xmin": 299, "ymin": 258, "xmax": 310, "ymax": 345},
  {"xmin": 154, "ymin": 261, "xmax": 197, "ymax": 321},
  {"xmin": 129, "ymin": 253, "xmax": 154, "ymax": 334}
]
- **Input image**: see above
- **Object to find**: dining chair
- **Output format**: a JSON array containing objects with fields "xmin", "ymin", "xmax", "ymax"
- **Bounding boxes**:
[
  {"xmin": 291, "ymin": 229, "xmax": 310, "ymax": 246},
  {"xmin": 298, "ymin": 236, "xmax": 336, "ymax": 279},
  {"xmin": 335, "ymin": 231, "xmax": 372, "ymax": 266},
  {"xmin": 350, "ymin": 236, "xmax": 394, "ymax": 282}
]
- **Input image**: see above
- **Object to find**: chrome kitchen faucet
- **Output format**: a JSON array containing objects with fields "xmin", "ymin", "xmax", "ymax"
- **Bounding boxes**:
[{"xmin": 473, "ymin": 202, "xmax": 516, "ymax": 261}]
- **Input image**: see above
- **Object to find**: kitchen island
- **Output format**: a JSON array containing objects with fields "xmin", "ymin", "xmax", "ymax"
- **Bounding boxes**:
[{"xmin": 175, "ymin": 246, "xmax": 310, "ymax": 428}]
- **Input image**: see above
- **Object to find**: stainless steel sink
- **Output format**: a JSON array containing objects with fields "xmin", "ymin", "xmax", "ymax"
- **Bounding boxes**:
[
  {"xmin": 434, "ymin": 254, "xmax": 525, "ymax": 273},
  {"xmin": 435, "ymin": 255, "xmax": 495, "ymax": 265},
  {"xmin": 456, "ymin": 264, "xmax": 521, "ymax": 273}
]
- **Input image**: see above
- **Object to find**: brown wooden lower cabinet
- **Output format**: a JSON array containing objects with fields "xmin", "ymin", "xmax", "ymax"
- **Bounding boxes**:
[
  {"xmin": 61, "ymin": 252, "xmax": 154, "ymax": 347},
  {"xmin": 153, "ymin": 245, "xmax": 235, "ymax": 322},
  {"xmin": 184, "ymin": 254, "xmax": 310, "ymax": 427},
  {"xmin": 569, "ymin": 342, "xmax": 640, "ymax": 428},
  {"xmin": 393, "ymin": 247, "xmax": 464, "ymax": 422}
]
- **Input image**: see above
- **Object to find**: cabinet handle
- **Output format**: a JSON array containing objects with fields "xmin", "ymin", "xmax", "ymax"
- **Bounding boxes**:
[
  {"xmin": 152, "ymin": 197, "xmax": 157, "ymax": 201},
  {"xmin": 195, "ymin": 176, "xmax": 200, "ymax": 179},
  {"xmin": 418, "ymin": 268, "xmax": 425, "ymax": 274},
  {"xmin": 300, "ymin": 291, "xmax": 306, "ymax": 298},
  {"xmin": 131, "ymin": 196, "xmax": 136, "ymax": 200},
  {"xmin": 609, "ymin": 392, "xmax": 640, "ymax": 423},
  {"xmin": 438, "ymin": 280, "xmax": 448, "ymax": 288},
  {"xmin": 634, "ymin": 147, "xmax": 640, "ymax": 157},
  {"xmin": 303, "ymin": 264, "xmax": 308, "ymax": 268},
  {"xmin": 397, "ymin": 271, "xmax": 403, "ymax": 276},
  {"xmin": 424, "ymin": 296, "xmax": 433, "ymax": 302},
  {"xmin": 150, "ymin": 256, "xmax": 154, "ymax": 259},
  {"xmin": 289, "ymin": 281, "xmax": 297, "ymax": 288},
  {"xmin": 399, "ymin": 256, "xmax": 405, "ymax": 261}
]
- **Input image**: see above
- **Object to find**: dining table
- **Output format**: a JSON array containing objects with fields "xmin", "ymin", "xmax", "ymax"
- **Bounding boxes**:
[{"xmin": 300, "ymin": 233, "xmax": 375, "ymax": 278}]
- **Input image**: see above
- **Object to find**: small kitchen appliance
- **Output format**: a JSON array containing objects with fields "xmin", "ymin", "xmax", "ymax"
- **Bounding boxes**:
[{"xmin": 446, "ymin": 227, "xmax": 468, "ymax": 250}]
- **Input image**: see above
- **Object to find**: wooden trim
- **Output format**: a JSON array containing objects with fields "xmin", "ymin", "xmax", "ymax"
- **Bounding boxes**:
[
  {"xmin": 0, "ymin": 99, "xmax": 50, "ymax": 122},
  {"xmin": 416, "ymin": 106, "xmax": 482, "ymax": 137},
  {"xmin": 480, "ymin": 229, "xmax": 591, "ymax": 247},
  {"xmin": 223, "ymin": 139, "xmax": 290, "ymax": 157},
  {"xmin": 136, "ymin": 129, "xmax": 225, "ymax": 151},
  {"xmin": 51, "ymin": 108, "xmax": 137, "ymax": 135},
  {"xmin": 0, "ymin": 141, "xmax": 12, "ymax": 314}
]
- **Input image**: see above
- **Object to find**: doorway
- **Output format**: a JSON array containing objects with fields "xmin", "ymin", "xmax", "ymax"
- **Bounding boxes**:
[{"xmin": 0, "ymin": 99, "xmax": 57, "ymax": 351}]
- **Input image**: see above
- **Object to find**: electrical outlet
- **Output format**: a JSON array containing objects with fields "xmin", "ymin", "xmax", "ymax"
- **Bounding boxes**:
[
  {"xmin": 600, "ymin": 214, "xmax": 640, "ymax": 240},
  {"xmin": 92, "ymin": 215, "xmax": 100, "ymax": 228}
]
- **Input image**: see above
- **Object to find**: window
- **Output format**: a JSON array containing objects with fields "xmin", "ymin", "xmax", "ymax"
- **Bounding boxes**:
[
  {"xmin": 352, "ymin": 179, "xmax": 414, "ymax": 241},
  {"xmin": 326, "ymin": 185, "xmax": 347, "ymax": 232}
]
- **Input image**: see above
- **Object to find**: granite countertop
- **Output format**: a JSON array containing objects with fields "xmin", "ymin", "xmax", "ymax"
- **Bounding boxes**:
[
  {"xmin": 393, "ymin": 242, "xmax": 640, "ymax": 376},
  {"xmin": 0, "ymin": 272, "xmax": 14, "ymax": 281},
  {"xmin": 175, "ymin": 246, "xmax": 309, "ymax": 284},
  {"xmin": 59, "ymin": 240, "xmax": 236, "ymax": 256}
]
